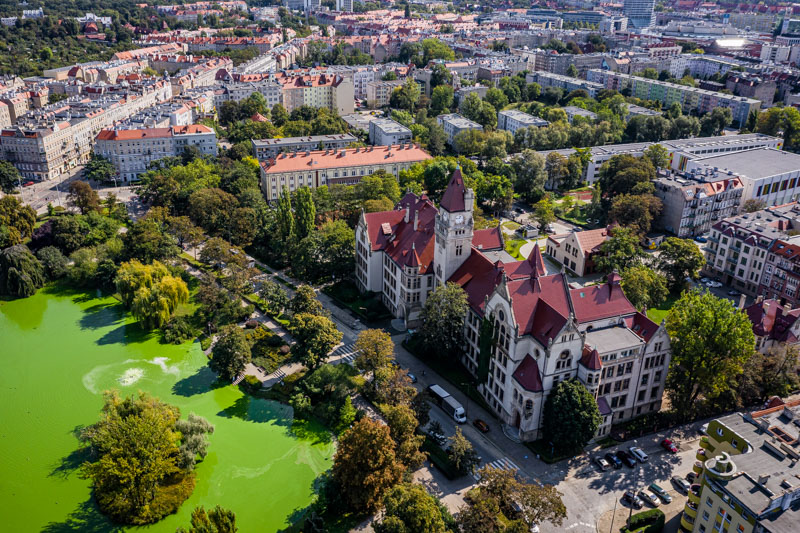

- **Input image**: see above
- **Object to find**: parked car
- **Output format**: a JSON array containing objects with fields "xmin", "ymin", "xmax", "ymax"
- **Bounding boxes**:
[
  {"xmin": 616, "ymin": 450, "xmax": 637, "ymax": 468},
  {"xmin": 407, "ymin": 372, "xmax": 418, "ymax": 383},
  {"xmin": 661, "ymin": 438, "xmax": 678, "ymax": 453},
  {"xmin": 649, "ymin": 482, "xmax": 672, "ymax": 503},
  {"xmin": 473, "ymin": 419, "xmax": 490, "ymax": 433},
  {"xmin": 700, "ymin": 277, "xmax": 710, "ymax": 284},
  {"xmin": 595, "ymin": 456, "xmax": 611, "ymax": 471},
  {"xmin": 672, "ymin": 476, "xmax": 691, "ymax": 493},
  {"xmin": 604, "ymin": 452, "xmax": 622, "ymax": 469},
  {"xmin": 638, "ymin": 489, "xmax": 660, "ymax": 507},
  {"xmin": 728, "ymin": 289, "xmax": 740, "ymax": 296},
  {"xmin": 629, "ymin": 446, "xmax": 649, "ymax": 462},
  {"xmin": 622, "ymin": 490, "xmax": 643, "ymax": 509},
  {"xmin": 686, "ymin": 471, "xmax": 697, "ymax": 483},
  {"xmin": 430, "ymin": 431, "xmax": 447, "ymax": 447},
  {"xmin": 694, "ymin": 236, "xmax": 708, "ymax": 243},
  {"xmin": 22, "ymin": 180, "xmax": 34, "ymax": 187}
]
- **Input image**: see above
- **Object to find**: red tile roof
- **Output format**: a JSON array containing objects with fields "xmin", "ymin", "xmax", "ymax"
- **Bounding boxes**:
[
  {"xmin": 569, "ymin": 277, "xmax": 636, "ymax": 324},
  {"xmin": 580, "ymin": 347, "xmax": 602, "ymax": 370},
  {"xmin": 261, "ymin": 144, "xmax": 430, "ymax": 174},
  {"xmin": 512, "ymin": 354, "xmax": 543, "ymax": 392},
  {"xmin": 95, "ymin": 124, "xmax": 212, "ymax": 141},
  {"xmin": 440, "ymin": 168, "xmax": 466, "ymax": 212},
  {"xmin": 624, "ymin": 312, "xmax": 659, "ymax": 342},
  {"xmin": 472, "ymin": 226, "xmax": 503, "ymax": 251},
  {"xmin": 575, "ymin": 227, "xmax": 611, "ymax": 254},
  {"xmin": 745, "ymin": 299, "xmax": 800, "ymax": 343}
]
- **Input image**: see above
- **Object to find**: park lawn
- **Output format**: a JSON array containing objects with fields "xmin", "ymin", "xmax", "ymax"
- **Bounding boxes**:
[
  {"xmin": 505, "ymin": 238, "xmax": 527, "ymax": 260},
  {"xmin": 502, "ymin": 220, "xmax": 522, "ymax": 230},
  {"xmin": 646, "ymin": 292, "xmax": 679, "ymax": 323}
]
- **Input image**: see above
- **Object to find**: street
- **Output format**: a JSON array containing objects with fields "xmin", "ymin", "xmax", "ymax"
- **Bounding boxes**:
[{"xmin": 390, "ymin": 334, "xmax": 701, "ymax": 532}]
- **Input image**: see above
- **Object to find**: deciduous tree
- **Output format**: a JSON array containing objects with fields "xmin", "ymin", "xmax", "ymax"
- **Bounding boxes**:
[
  {"xmin": 67, "ymin": 181, "xmax": 101, "ymax": 214},
  {"xmin": 665, "ymin": 291, "xmax": 755, "ymax": 418},
  {"xmin": 0, "ymin": 244, "xmax": 45, "ymax": 297},
  {"xmin": 376, "ymin": 483, "xmax": 451, "ymax": 533},
  {"xmin": 291, "ymin": 284, "xmax": 323, "ymax": 315},
  {"xmin": 354, "ymin": 328, "xmax": 395, "ymax": 379},
  {"xmin": 447, "ymin": 427, "xmax": 480, "ymax": 475},
  {"xmin": 332, "ymin": 418, "xmax": 404, "ymax": 513},
  {"xmin": 542, "ymin": 379, "xmax": 601, "ymax": 453},
  {"xmin": 595, "ymin": 226, "xmax": 644, "ymax": 274},
  {"xmin": 290, "ymin": 313, "xmax": 342, "ymax": 369},
  {"xmin": 210, "ymin": 325, "xmax": 252, "ymax": 381},
  {"xmin": 658, "ymin": 237, "xmax": 705, "ymax": 290},
  {"xmin": 621, "ymin": 265, "xmax": 667, "ymax": 311},
  {"xmin": 177, "ymin": 506, "xmax": 237, "ymax": 533},
  {"xmin": 419, "ymin": 282, "xmax": 467, "ymax": 358}
]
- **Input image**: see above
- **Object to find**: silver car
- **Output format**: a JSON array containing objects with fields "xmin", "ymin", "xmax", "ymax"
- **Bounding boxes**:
[{"xmin": 639, "ymin": 489, "xmax": 660, "ymax": 507}]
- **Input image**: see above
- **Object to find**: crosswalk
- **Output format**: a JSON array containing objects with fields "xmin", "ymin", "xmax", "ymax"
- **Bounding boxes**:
[
  {"xmin": 473, "ymin": 456, "xmax": 521, "ymax": 481},
  {"xmin": 329, "ymin": 342, "xmax": 358, "ymax": 365}
]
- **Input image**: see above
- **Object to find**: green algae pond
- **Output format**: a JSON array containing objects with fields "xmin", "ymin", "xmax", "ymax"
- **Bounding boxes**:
[{"xmin": 0, "ymin": 286, "xmax": 334, "ymax": 532}]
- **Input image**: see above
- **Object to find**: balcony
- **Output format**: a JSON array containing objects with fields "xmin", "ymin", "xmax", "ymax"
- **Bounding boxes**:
[
  {"xmin": 693, "ymin": 461, "xmax": 704, "ymax": 475},
  {"xmin": 681, "ymin": 512, "xmax": 695, "ymax": 531},
  {"xmin": 696, "ymin": 448, "xmax": 707, "ymax": 462},
  {"xmin": 684, "ymin": 501, "xmax": 698, "ymax": 518}
]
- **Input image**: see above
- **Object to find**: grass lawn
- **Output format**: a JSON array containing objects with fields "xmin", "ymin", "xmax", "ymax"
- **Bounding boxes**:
[
  {"xmin": 646, "ymin": 292, "xmax": 679, "ymax": 323},
  {"xmin": 505, "ymin": 238, "xmax": 527, "ymax": 260},
  {"xmin": 501, "ymin": 220, "xmax": 522, "ymax": 230},
  {"xmin": 322, "ymin": 280, "xmax": 391, "ymax": 322}
]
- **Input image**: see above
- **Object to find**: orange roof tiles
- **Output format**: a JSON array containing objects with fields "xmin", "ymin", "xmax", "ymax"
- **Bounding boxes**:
[{"xmin": 260, "ymin": 145, "xmax": 431, "ymax": 174}]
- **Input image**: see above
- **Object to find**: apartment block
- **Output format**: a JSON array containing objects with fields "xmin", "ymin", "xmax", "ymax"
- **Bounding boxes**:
[
  {"xmin": 275, "ymin": 73, "xmax": 354, "ymax": 115},
  {"xmin": 654, "ymin": 171, "xmax": 743, "ymax": 238},
  {"xmin": 95, "ymin": 125, "xmax": 217, "ymax": 182},
  {"xmin": 587, "ymin": 70, "xmax": 761, "ymax": 127},
  {"xmin": 680, "ymin": 400, "xmax": 800, "ymax": 533},
  {"xmin": 436, "ymin": 113, "xmax": 483, "ymax": 146},
  {"xmin": 251, "ymin": 134, "xmax": 357, "ymax": 160},
  {"xmin": 526, "ymin": 71, "xmax": 604, "ymax": 98},
  {"xmin": 497, "ymin": 109, "xmax": 548, "ymax": 135},
  {"xmin": 259, "ymin": 144, "xmax": 431, "ymax": 200},
  {"xmin": 368, "ymin": 118, "xmax": 412, "ymax": 146},
  {"xmin": 365, "ymin": 79, "xmax": 403, "ymax": 108}
]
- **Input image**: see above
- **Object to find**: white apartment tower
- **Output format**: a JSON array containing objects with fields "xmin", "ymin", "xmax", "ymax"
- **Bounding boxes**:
[{"xmin": 623, "ymin": 0, "xmax": 655, "ymax": 29}]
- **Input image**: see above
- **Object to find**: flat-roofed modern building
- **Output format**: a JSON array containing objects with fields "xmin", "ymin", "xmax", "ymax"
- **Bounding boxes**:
[
  {"xmin": 587, "ymin": 69, "xmax": 761, "ymax": 127},
  {"xmin": 368, "ymin": 118, "xmax": 412, "ymax": 146},
  {"xmin": 562, "ymin": 106, "xmax": 598, "ymax": 124},
  {"xmin": 497, "ymin": 109, "xmax": 549, "ymax": 135},
  {"xmin": 526, "ymin": 71, "xmax": 604, "ymax": 98},
  {"xmin": 436, "ymin": 113, "xmax": 483, "ymax": 146},
  {"xmin": 623, "ymin": 0, "xmax": 655, "ymax": 29},
  {"xmin": 251, "ymin": 133, "xmax": 357, "ymax": 160},
  {"xmin": 259, "ymin": 144, "xmax": 431, "ymax": 200}
]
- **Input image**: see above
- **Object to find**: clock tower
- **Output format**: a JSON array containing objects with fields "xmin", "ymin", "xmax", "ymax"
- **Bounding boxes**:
[{"xmin": 434, "ymin": 168, "xmax": 474, "ymax": 285}]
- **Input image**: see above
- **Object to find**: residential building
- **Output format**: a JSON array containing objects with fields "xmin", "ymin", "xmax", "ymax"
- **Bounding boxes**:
[
  {"xmin": 369, "ymin": 118, "xmax": 412, "ymax": 146},
  {"xmin": 94, "ymin": 125, "xmax": 217, "ymax": 182},
  {"xmin": 760, "ymin": 44, "xmax": 791, "ymax": 64},
  {"xmin": 587, "ymin": 70, "xmax": 761, "ymax": 127},
  {"xmin": 726, "ymin": 75, "xmax": 777, "ymax": 107},
  {"xmin": 365, "ymin": 79, "xmax": 403, "ymax": 108},
  {"xmin": 1, "ymin": 94, "xmax": 29, "ymax": 124},
  {"xmin": 251, "ymin": 133, "xmax": 357, "ymax": 160},
  {"xmin": 526, "ymin": 71, "xmax": 603, "ymax": 98},
  {"xmin": 745, "ymin": 298, "xmax": 800, "ymax": 354},
  {"xmin": 562, "ymin": 106, "xmax": 598, "ymax": 124},
  {"xmin": 356, "ymin": 170, "xmax": 671, "ymax": 441},
  {"xmin": 436, "ymin": 113, "xmax": 483, "ymax": 146},
  {"xmin": 497, "ymin": 109, "xmax": 548, "ymax": 135},
  {"xmin": 760, "ymin": 230, "xmax": 800, "ymax": 309},
  {"xmin": 259, "ymin": 144, "xmax": 431, "ymax": 201},
  {"xmin": 623, "ymin": 0, "xmax": 655, "ymax": 29},
  {"xmin": 276, "ymin": 73, "xmax": 354, "ymax": 115},
  {"xmin": 336, "ymin": 0, "xmax": 353, "ymax": 11},
  {"xmin": 0, "ymin": 101, "xmax": 10, "ymax": 129},
  {"xmin": 545, "ymin": 227, "xmax": 611, "ymax": 276},
  {"xmin": 625, "ymin": 104, "xmax": 662, "ymax": 121},
  {"xmin": 704, "ymin": 204, "xmax": 800, "ymax": 296},
  {"xmin": 654, "ymin": 171, "xmax": 743, "ymax": 238},
  {"xmin": 680, "ymin": 401, "xmax": 800, "ymax": 533}
]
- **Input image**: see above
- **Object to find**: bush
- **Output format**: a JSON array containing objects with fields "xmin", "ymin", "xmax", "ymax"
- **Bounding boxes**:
[
  {"xmin": 240, "ymin": 374, "xmax": 262, "ymax": 394},
  {"xmin": 421, "ymin": 436, "xmax": 461, "ymax": 479},
  {"xmin": 622, "ymin": 508, "xmax": 665, "ymax": 533},
  {"xmin": 162, "ymin": 316, "xmax": 197, "ymax": 344},
  {"xmin": 248, "ymin": 326, "xmax": 291, "ymax": 373}
]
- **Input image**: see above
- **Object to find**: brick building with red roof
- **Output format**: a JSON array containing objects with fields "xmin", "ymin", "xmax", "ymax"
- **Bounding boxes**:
[{"xmin": 356, "ymin": 169, "xmax": 672, "ymax": 441}]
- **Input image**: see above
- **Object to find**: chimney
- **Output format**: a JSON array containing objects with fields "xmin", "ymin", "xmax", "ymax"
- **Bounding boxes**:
[
  {"xmin": 758, "ymin": 474, "xmax": 770, "ymax": 486},
  {"xmin": 404, "ymin": 205, "xmax": 410, "ymax": 223},
  {"xmin": 756, "ymin": 295, "xmax": 764, "ymax": 305},
  {"xmin": 739, "ymin": 293, "xmax": 747, "ymax": 310},
  {"xmin": 413, "ymin": 209, "xmax": 419, "ymax": 231},
  {"xmin": 784, "ymin": 303, "xmax": 792, "ymax": 313}
]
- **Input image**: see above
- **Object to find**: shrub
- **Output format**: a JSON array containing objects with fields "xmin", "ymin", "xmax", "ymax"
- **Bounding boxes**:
[
  {"xmin": 240, "ymin": 374, "xmax": 263, "ymax": 394},
  {"xmin": 622, "ymin": 508, "xmax": 665, "ymax": 533},
  {"xmin": 162, "ymin": 316, "xmax": 196, "ymax": 345}
]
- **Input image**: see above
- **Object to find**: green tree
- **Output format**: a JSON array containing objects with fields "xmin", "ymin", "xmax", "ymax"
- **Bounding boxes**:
[
  {"xmin": 421, "ymin": 38, "xmax": 455, "ymax": 62},
  {"xmin": 36, "ymin": 246, "xmax": 69, "ymax": 280},
  {"xmin": 430, "ymin": 63, "xmax": 453, "ymax": 89},
  {"xmin": 658, "ymin": 237, "xmax": 705, "ymax": 290},
  {"xmin": 79, "ymin": 392, "xmax": 211, "ymax": 525},
  {"xmin": 665, "ymin": 291, "xmax": 756, "ymax": 418},
  {"xmin": 457, "ymin": 495, "xmax": 502, "ymax": 533},
  {"xmin": 0, "ymin": 196, "xmax": 36, "ymax": 247},
  {"xmin": 512, "ymin": 150, "xmax": 547, "ymax": 202},
  {"xmin": 542, "ymin": 379, "xmax": 601, "ymax": 453},
  {"xmin": 259, "ymin": 279, "xmax": 290, "ymax": 316},
  {"xmin": 376, "ymin": 483, "xmax": 451, "ymax": 533},
  {"xmin": 291, "ymin": 284, "xmax": 323, "ymax": 315},
  {"xmin": 431, "ymin": 85, "xmax": 454, "ymax": 115},
  {"xmin": 290, "ymin": 313, "xmax": 342, "ymax": 369},
  {"xmin": 545, "ymin": 152, "xmax": 569, "ymax": 190},
  {"xmin": 737, "ymin": 346, "xmax": 800, "ymax": 407},
  {"xmin": 597, "ymin": 154, "xmax": 655, "ymax": 201},
  {"xmin": 535, "ymin": 196, "xmax": 556, "ymax": 228},
  {"xmin": 276, "ymin": 186, "xmax": 295, "ymax": 242},
  {"xmin": 271, "ymin": 103, "xmax": 288, "ymax": 127},
  {"xmin": 595, "ymin": 227, "xmax": 644, "ymax": 274},
  {"xmin": 175, "ymin": 414, "xmax": 216, "ymax": 471},
  {"xmin": 354, "ymin": 328, "xmax": 394, "ymax": 380},
  {"xmin": 0, "ymin": 160, "xmax": 22, "ymax": 193},
  {"xmin": 485, "ymin": 87, "xmax": 508, "ymax": 111},
  {"xmin": 382, "ymin": 403, "xmax": 426, "ymax": 469},
  {"xmin": 332, "ymin": 418, "xmax": 404, "ymax": 513},
  {"xmin": 67, "ymin": 181, "xmax": 101, "ymax": 214},
  {"xmin": 566, "ymin": 64, "xmax": 579, "ymax": 78},
  {"xmin": 85, "ymin": 152, "xmax": 116, "ymax": 183},
  {"xmin": 609, "ymin": 193, "xmax": 662, "ymax": 235},
  {"xmin": 0, "ymin": 244, "xmax": 45, "ymax": 298},
  {"xmin": 621, "ymin": 265, "xmax": 667, "ymax": 311},
  {"xmin": 643, "ymin": 144, "xmax": 669, "ymax": 169},
  {"xmin": 177, "ymin": 506, "xmax": 237, "ymax": 533},
  {"xmin": 447, "ymin": 427, "xmax": 480, "ymax": 474},
  {"xmin": 122, "ymin": 217, "xmax": 179, "ymax": 263},
  {"xmin": 210, "ymin": 324, "xmax": 252, "ymax": 381},
  {"xmin": 699, "ymin": 107, "xmax": 733, "ymax": 137},
  {"xmin": 295, "ymin": 186, "xmax": 316, "ymax": 239},
  {"xmin": 419, "ymin": 282, "xmax": 467, "ymax": 358}
]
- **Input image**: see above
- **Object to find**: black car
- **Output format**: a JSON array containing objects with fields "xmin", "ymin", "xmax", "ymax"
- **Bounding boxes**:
[
  {"xmin": 604, "ymin": 452, "xmax": 623, "ymax": 469},
  {"xmin": 616, "ymin": 450, "xmax": 637, "ymax": 468}
]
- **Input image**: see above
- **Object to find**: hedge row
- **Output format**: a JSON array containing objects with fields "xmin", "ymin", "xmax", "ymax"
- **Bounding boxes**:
[{"xmin": 622, "ymin": 508, "xmax": 664, "ymax": 533}]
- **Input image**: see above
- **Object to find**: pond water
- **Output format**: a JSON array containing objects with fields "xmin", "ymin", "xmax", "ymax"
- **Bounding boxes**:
[{"xmin": 0, "ymin": 286, "xmax": 334, "ymax": 532}]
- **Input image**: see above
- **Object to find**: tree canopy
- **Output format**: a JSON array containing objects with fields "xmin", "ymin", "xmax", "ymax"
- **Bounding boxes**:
[{"xmin": 542, "ymin": 379, "xmax": 601, "ymax": 453}]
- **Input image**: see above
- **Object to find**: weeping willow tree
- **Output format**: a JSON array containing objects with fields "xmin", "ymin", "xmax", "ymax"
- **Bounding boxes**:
[
  {"xmin": 116, "ymin": 260, "xmax": 189, "ymax": 329},
  {"xmin": 0, "ymin": 244, "xmax": 45, "ymax": 298}
]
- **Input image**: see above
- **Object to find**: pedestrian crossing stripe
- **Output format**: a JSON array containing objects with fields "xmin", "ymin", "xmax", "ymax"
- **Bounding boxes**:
[
  {"xmin": 329, "ymin": 342, "xmax": 358, "ymax": 364},
  {"xmin": 473, "ymin": 457, "xmax": 520, "ymax": 481}
]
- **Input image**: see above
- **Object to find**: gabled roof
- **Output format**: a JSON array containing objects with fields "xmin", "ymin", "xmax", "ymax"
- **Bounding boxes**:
[
  {"xmin": 506, "ymin": 274, "xmax": 571, "ymax": 344},
  {"xmin": 624, "ymin": 312, "xmax": 659, "ymax": 342},
  {"xmin": 745, "ymin": 299, "xmax": 800, "ymax": 343},
  {"xmin": 472, "ymin": 226, "xmax": 503, "ymax": 251},
  {"xmin": 440, "ymin": 168, "xmax": 466, "ymax": 213},
  {"xmin": 569, "ymin": 276, "xmax": 636, "ymax": 323},
  {"xmin": 574, "ymin": 227, "xmax": 611, "ymax": 254},
  {"xmin": 363, "ymin": 195, "xmax": 437, "ymax": 274},
  {"xmin": 512, "ymin": 354, "xmax": 543, "ymax": 392}
]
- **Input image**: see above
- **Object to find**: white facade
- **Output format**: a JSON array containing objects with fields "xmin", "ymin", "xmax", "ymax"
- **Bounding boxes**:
[
  {"xmin": 623, "ymin": 0, "xmax": 655, "ymax": 29},
  {"xmin": 369, "ymin": 118, "xmax": 412, "ymax": 146}
]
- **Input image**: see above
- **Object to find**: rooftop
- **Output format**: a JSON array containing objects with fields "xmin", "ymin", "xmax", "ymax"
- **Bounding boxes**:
[
  {"xmin": 584, "ymin": 326, "xmax": 644, "ymax": 354},
  {"xmin": 695, "ymin": 148, "xmax": 800, "ymax": 181},
  {"xmin": 252, "ymin": 133, "xmax": 357, "ymax": 147},
  {"xmin": 260, "ymin": 144, "xmax": 431, "ymax": 173}
]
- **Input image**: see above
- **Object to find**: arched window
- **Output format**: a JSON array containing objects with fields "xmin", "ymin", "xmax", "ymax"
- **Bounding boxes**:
[
  {"xmin": 498, "ymin": 309, "xmax": 505, "ymax": 322},
  {"xmin": 556, "ymin": 350, "xmax": 571, "ymax": 370},
  {"xmin": 525, "ymin": 399, "xmax": 533, "ymax": 411}
]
